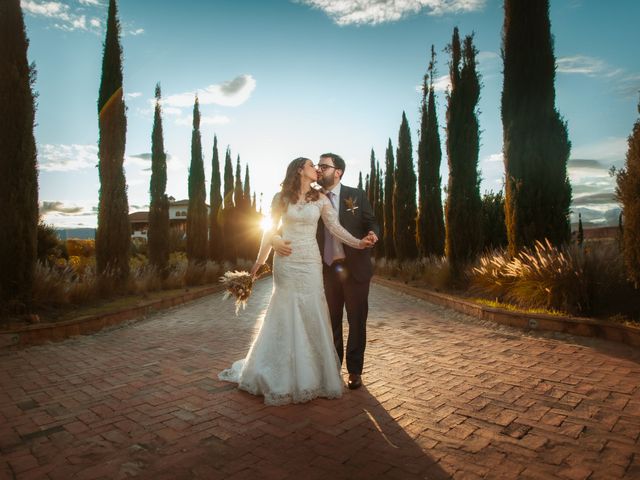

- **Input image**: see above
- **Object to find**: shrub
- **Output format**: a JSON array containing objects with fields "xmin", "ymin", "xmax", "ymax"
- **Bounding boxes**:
[
  {"xmin": 469, "ymin": 240, "xmax": 634, "ymax": 316},
  {"xmin": 37, "ymin": 221, "xmax": 65, "ymax": 263}
]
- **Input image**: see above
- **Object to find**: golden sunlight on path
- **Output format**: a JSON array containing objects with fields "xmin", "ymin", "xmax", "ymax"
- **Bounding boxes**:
[{"xmin": 1, "ymin": 279, "xmax": 639, "ymax": 479}]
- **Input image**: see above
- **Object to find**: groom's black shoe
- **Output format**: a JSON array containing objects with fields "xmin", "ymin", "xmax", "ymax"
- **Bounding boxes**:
[{"xmin": 347, "ymin": 374, "xmax": 362, "ymax": 390}]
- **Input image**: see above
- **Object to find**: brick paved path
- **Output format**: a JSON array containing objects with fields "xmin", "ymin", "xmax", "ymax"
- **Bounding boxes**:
[{"xmin": 1, "ymin": 279, "xmax": 639, "ymax": 480}]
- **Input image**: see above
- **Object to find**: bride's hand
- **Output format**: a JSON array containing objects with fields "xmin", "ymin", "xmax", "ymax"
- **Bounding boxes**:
[
  {"xmin": 358, "ymin": 236, "xmax": 375, "ymax": 249},
  {"xmin": 249, "ymin": 262, "xmax": 262, "ymax": 278}
]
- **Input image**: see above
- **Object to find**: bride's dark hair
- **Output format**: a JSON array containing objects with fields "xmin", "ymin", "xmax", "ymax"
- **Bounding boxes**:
[{"xmin": 275, "ymin": 157, "xmax": 320, "ymax": 213}]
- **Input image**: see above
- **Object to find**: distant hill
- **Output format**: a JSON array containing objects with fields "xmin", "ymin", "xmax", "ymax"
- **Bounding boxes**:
[{"xmin": 55, "ymin": 228, "xmax": 96, "ymax": 240}]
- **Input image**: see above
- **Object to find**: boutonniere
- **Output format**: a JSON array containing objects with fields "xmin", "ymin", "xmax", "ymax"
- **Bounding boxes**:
[{"xmin": 344, "ymin": 196, "xmax": 359, "ymax": 214}]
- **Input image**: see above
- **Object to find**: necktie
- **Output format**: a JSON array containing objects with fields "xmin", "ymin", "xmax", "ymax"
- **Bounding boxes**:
[{"xmin": 323, "ymin": 191, "xmax": 336, "ymax": 266}]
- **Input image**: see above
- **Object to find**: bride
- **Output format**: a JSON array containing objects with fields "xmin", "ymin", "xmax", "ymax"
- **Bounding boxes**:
[{"xmin": 218, "ymin": 157, "xmax": 374, "ymax": 406}]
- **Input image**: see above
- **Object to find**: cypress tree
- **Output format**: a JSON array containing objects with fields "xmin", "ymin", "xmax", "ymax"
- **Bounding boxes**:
[
  {"xmin": 481, "ymin": 190, "xmax": 507, "ymax": 251},
  {"xmin": 243, "ymin": 164, "xmax": 251, "ymax": 212},
  {"xmin": 502, "ymin": 0, "xmax": 572, "ymax": 255},
  {"xmin": 384, "ymin": 139, "xmax": 396, "ymax": 259},
  {"xmin": 577, "ymin": 213, "xmax": 584, "ymax": 246},
  {"xmin": 222, "ymin": 147, "xmax": 235, "ymax": 262},
  {"xmin": 358, "ymin": 172, "xmax": 363, "ymax": 190},
  {"xmin": 148, "ymin": 83, "xmax": 169, "ymax": 274},
  {"xmin": 0, "ymin": 0, "xmax": 39, "ymax": 308},
  {"xmin": 96, "ymin": 0, "xmax": 130, "ymax": 281},
  {"xmin": 616, "ymin": 98, "xmax": 640, "ymax": 286},
  {"xmin": 208, "ymin": 135, "xmax": 223, "ymax": 261},
  {"xmin": 241, "ymin": 163, "xmax": 252, "ymax": 259},
  {"xmin": 365, "ymin": 174, "xmax": 370, "ymax": 196},
  {"xmin": 375, "ymin": 161, "xmax": 385, "ymax": 258},
  {"xmin": 393, "ymin": 112, "xmax": 418, "ymax": 260},
  {"xmin": 368, "ymin": 149, "xmax": 377, "ymax": 209},
  {"xmin": 223, "ymin": 147, "xmax": 234, "ymax": 210},
  {"xmin": 445, "ymin": 29, "xmax": 482, "ymax": 274},
  {"xmin": 419, "ymin": 46, "xmax": 445, "ymax": 257},
  {"xmin": 234, "ymin": 155, "xmax": 243, "ymax": 209},
  {"xmin": 186, "ymin": 96, "xmax": 208, "ymax": 264},
  {"xmin": 231, "ymin": 155, "xmax": 244, "ymax": 260}
]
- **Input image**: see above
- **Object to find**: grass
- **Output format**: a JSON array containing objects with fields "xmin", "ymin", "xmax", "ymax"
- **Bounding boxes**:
[{"xmin": 470, "ymin": 297, "xmax": 567, "ymax": 317}]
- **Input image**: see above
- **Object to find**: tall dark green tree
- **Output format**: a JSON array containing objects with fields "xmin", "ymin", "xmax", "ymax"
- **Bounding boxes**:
[
  {"xmin": 222, "ymin": 147, "xmax": 235, "ymax": 262},
  {"xmin": 234, "ymin": 155, "xmax": 243, "ymax": 209},
  {"xmin": 223, "ymin": 147, "xmax": 234, "ymax": 210},
  {"xmin": 616, "ymin": 98, "xmax": 640, "ymax": 286},
  {"xmin": 417, "ymin": 46, "xmax": 445, "ymax": 257},
  {"xmin": 368, "ymin": 149, "xmax": 377, "ymax": 210},
  {"xmin": 384, "ymin": 139, "xmax": 396, "ymax": 259},
  {"xmin": 96, "ymin": 0, "xmax": 130, "ymax": 281},
  {"xmin": 208, "ymin": 135, "xmax": 223, "ymax": 261},
  {"xmin": 358, "ymin": 172, "xmax": 363, "ymax": 190},
  {"xmin": 0, "ymin": 0, "xmax": 38, "ymax": 308},
  {"xmin": 148, "ymin": 83, "xmax": 169, "ymax": 273},
  {"xmin": 577, "ymin": 213, "xmax": 584, "ymax": 246},
  {"xmin": 393, "ymin": 112, "xmax": 418, "ymax": 260},
  {"xmin": 375, "ymin": 161, "xmax": 385, "ymax": 258},
  {"xmin": 243, "ymin": 164, "xmax": 251, "ymax": 212},
  {"xmin": 240, "ymin": 163, "xmax": 254, "ymax": 260},
  {"xmin": 481, "ymin": 190, "xmax": 507, "ymax": 251},
  {"xmin": 502, "ymin": 0, "xmax": 572, "ymax": 255},
  {"xmin": 186, "ymin": 97, "xmax": 208, "ymax": 264},
  {"xmin": 445, "ymin": 29, "xmax": 482, "ymax": 274}
]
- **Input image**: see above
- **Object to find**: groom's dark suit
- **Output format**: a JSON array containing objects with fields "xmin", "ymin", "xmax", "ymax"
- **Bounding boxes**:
[{"xmin": 317, "ymin": 184, "xmax": 380, "ymax": 375}]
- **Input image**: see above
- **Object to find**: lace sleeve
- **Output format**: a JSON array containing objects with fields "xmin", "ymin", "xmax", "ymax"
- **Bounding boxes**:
[
  {"xmin": 320, "ymin": 195, "xmax": 363, "ymax": 249},
  {"xmin": 255, "ymin": 194, "xmax": 283, "ymax": 265}
]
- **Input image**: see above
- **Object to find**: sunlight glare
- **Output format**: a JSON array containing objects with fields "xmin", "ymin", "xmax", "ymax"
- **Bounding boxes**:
[{"xmin": 260, "ymin": 216, "xmax": 273, "ymax": 231}]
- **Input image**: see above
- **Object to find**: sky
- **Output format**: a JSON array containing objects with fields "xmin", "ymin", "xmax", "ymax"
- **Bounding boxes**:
[{"xmin": 21, "ymin": 0, "xmax": 640, "ymax": 229}]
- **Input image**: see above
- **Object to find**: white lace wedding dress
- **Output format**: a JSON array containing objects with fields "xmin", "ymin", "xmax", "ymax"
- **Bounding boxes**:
[{"xmin": 218, "ymin": 194, "xmax": 363, "ymax": 406}]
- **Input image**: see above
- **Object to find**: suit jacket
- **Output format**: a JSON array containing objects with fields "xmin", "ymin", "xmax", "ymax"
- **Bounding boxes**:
[{"xmin": 317, "ymin": 184, "xmax": 380, "ymax": 282}]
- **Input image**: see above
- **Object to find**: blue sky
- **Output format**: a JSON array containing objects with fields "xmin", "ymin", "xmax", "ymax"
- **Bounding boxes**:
[{"xmin": 22, "ymin": 0, "xmax": 640, "ymax": 228}]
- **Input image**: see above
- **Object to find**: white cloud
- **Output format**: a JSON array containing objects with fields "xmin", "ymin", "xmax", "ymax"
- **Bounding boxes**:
[
  {"xmin": 175, "ymin": 114, "xmax": 231, "ymax": 126},
  {"xmin": 22, "ymin": 0, "xmax": 142, "ymax": 35},
  {"xmin": 163, "ymin": 106, "xmax": 183, "ymax": 116},
  {"xmin": 127, "ymin": 92, "xmax": 142, "ymax": 98},
  {"xmin": 40, "ymin": 201, "xmax": 87, "ymax": 216},
  {"xmin": 485, "ymin": 152, "xmax": 503, "ymax": 163},
  {"xmin": 297, "ymin": 0, "xmax": 486, "ymax": 26},
  {"xmin": 432, "ymin": 74, "xmax": 450, "ymax": 92},
  {"xmin": 21, "ymin": 0, "xmax": 69, "ymax": 18},
  {"xmin": 556, "ymin": 55, "xmax": 608, "ymax": 76},
  {"xmin": 39, "ymin": 144, "xmax": 98, "ymax": 171},
  {"xmin": 415, "ymin": 74, "xmax": 450, "ymax": 94},
  {"xmin": 571, "ymin": 136, "xmax": 627, "ymax": 163},
  {"xmin": 477, "ymin": 50, "xmax": 499, "ymax": 62},
  {"xmin": 164, "ymin": 75, "xmax": 257, "ymax": 108},
  {"xmin": 21, "ymin": 0, "xmax": 94, "ymax": 32},
  {"xmin": 557, "ymin": 55, "xmax": 639, "ymax": 98}
]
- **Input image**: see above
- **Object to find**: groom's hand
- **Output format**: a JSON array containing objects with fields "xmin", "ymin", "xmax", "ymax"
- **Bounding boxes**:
[{"xmin": 272, "ymin": 236, "xmax": 292, "ymax": 256}]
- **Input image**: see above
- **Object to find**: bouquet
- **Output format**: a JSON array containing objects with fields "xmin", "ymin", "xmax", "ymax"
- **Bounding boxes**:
[{"xmin": 219, "ymin": 263, "xmax": 271, "ymax": 314}]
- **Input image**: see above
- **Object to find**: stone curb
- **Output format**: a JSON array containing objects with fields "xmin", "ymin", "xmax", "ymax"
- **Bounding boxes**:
[
  {"xmin": 0, "ymin": 284, "xmax": 228, "ymax": 349},
  {"xmin": 373, "ymin": 276, "xmax": 640, "ymax": 348}
]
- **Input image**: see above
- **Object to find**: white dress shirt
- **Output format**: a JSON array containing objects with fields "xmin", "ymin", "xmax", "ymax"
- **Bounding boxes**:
[{"xmin": 325, "ymin": 182, "xmax": 346, "ymax": 263}]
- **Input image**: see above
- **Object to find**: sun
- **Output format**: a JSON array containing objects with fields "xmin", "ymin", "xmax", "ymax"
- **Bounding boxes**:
[{"xmin": 260, "ymin": 215, "xmax": 273, "ymax": 231}]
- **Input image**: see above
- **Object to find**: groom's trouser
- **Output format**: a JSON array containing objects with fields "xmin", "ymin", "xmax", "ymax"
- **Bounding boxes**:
[{"xmin": 323, "ymin": 261, "xmax": 370, "ymax": 375}]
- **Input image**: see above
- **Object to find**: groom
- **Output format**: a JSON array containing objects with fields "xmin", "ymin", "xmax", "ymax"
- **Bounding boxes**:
[{"xmin": 273, "ymin": 153, "xmax": 379, "ymax": 389}]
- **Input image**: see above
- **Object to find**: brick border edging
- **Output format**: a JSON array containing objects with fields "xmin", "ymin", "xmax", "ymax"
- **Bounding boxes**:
[
  {"xmin": 373, "ymin": 276, "xmax": 640, "ymax": 348},
  {"xmin": 0, "ymin": 284, "xmax": 228, "ymax": 349}
]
